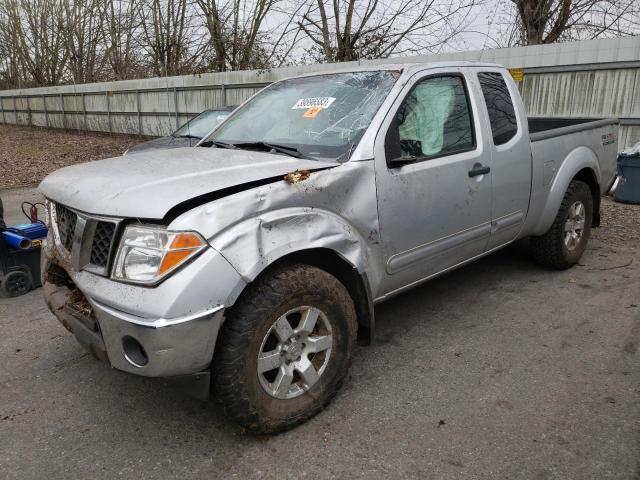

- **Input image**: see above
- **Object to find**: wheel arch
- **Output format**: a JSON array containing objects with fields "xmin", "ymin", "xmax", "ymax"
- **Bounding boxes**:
[
  {"xmin": 532, "ymin": 146, "xmax": 601, "ymax": 236},
  {"xmin": 573, "ymin": 167, "xmax": 601, "ymax": 227},
  {"xmin": 226, "ymin": 248, "xmax": 375, "ymax": 344}
]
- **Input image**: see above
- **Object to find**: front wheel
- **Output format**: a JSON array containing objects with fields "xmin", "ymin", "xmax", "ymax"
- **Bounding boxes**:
[
  {"xmin": 529, "ymin": 180, "xmax": 593, "ymax": 269},
  {"xmin": 212, "ymin": 263, "xmax": 357, "ymax": 434}
]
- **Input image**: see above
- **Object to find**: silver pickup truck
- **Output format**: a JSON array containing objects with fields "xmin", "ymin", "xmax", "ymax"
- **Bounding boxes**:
[{"xmin": 39, "ymin": 62, "xmax": 618, "ymax": 433}]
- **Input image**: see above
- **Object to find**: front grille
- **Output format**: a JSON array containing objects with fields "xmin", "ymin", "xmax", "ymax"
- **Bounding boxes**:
[
  {"xmin": 55, "ymin": 203, "xmax": 77, "ymax": 251},
  {"xmin": 52, "ymin": 202, "xmax": 119, "ymax": 275},
  {"xmin": 90, "ymin": 221, "xmax": 116, "ymax": 268}
]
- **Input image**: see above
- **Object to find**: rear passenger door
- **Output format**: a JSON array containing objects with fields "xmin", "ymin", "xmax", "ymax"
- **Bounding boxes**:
[{"xmin": 476, "ymin": 71, "xmax": 532, "ymax": 249}]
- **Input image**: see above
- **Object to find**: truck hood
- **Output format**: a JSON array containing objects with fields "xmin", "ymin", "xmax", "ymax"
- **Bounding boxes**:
[
  {"xmin": 39, "ymin": 147, "xmax": 339, "ymax": 218},
  {"xmin": 125, "ymin": 135, "xmax": 196, "ymax": 154}
]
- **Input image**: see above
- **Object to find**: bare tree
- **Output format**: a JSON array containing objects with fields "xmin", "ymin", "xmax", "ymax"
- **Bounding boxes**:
[
  {"xmin": 298, "ymin": 0, "xmax": 480, "ymax": 63},
  {"xmin": 139, "ymin": 0, "xmax": 205, "ymax": 76},
  {"xmin": 65, "ymin": 0, "xmax": 108, "ymax": 84},
  {"xmin": 504, "ymin": 0, "xmax": 640, "ymax": 45},
  {"xmin": 1, "ymin": 0, "xmax": 69, "ymax": 86},
  {"xmin": 196, "ymin": 0, "xmax": 304, "ymax": 71},
  {"xmin": 0, "ymin": 6, "xmax": 24, "ymax": 88},
  {"xmin": 102, "ymin": 0, "xmax": 148, "ymax": 80}
]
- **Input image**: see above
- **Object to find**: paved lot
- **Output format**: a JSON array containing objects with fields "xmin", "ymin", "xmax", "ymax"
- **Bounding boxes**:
[{"xmin": 1, "ymin": 189, "xmax": 639, "ymax": 479}]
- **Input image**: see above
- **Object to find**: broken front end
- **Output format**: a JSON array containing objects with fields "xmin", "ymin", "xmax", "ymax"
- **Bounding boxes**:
[{"xmin": 41, "ymin": 201, "xmax": 245, "ymax": 397}]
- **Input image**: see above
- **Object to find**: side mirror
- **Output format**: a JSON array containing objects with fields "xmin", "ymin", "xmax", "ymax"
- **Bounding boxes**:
[{"xmin": 385, "ymin": 116, "xmax": 422, "ymax": 168}]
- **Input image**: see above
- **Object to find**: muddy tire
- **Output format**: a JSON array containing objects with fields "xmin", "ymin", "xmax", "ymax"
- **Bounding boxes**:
[
  {"xmin": 212, "ymin": 263, "xmax": 357, "ymax": 434},
  {"xmin": 529, "ymin": 180, "xmax": 593, "ymax": 269}
]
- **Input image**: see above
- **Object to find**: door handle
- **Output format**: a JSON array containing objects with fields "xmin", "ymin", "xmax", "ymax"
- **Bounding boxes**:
[{"xmin": 468, "ymin": 164, "xmax": 490, "ymax": 178}]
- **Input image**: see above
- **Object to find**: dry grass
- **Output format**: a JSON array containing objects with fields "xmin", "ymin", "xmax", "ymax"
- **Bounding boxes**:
[{"xmin": 1, "ymin": 124, "xmax": 149, "ymax": 188}]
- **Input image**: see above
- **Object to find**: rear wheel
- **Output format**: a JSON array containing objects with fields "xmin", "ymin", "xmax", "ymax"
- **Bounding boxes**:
[
  {"xmin": 213, "ymin": 263, "xmax": 357, "ymax": 434},
  {"xmin": 529, "ymin": 180, "xmax": 593, "ymax": 269}
]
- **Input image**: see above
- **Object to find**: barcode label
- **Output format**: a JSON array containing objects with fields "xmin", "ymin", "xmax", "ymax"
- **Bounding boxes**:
[{"xmin": 292, "ymin": 97, "xmax": 336, "ymax": 109}]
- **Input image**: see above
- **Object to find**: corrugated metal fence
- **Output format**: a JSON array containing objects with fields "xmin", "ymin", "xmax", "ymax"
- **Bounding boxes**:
[
  {"xmin": 0, "ymin": 81, "xmax": 270, "ymax": 137},
  {"xmin": 1, "ymin": 36, "xmax": 639, "ymax": 149}
]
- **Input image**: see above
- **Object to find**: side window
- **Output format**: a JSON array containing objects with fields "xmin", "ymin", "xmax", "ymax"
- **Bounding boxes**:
[
  {"xmin": 386, "ymin": 75, "xmax": 474, "ymax": 163},
  {"xmin": 478, "ymin": 72, "xmax": 517, "ymax": 146}
]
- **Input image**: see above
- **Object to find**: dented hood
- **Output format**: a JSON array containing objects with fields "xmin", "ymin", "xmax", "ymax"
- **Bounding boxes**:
[{"xmin": 38, "ymin": 147, "xmax": 338, "ymax": 218}]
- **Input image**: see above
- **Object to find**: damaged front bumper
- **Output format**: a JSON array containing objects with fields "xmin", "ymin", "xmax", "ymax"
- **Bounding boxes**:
[
  {"xmin": 44, "ymin": 280, "xmax": 224, "ymax": 375},
  {"xmin": 42, "ymin": 241, "xmax": 247, "ymax": 397}
]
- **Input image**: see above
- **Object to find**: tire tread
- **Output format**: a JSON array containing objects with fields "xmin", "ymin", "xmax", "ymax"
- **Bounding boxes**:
[
  {"xmin": 529, "ymin": 180, "xmax": 593, "ymax": 269},
  {"xmin": 212, "ymin": 263, "xmax": 356, "ymax": 434}
]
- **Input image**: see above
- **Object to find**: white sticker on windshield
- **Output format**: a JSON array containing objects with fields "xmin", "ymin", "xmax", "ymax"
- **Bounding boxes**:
[{"xmin": 292, "ymin": 97, "xmax": 336, "ymax": 109}]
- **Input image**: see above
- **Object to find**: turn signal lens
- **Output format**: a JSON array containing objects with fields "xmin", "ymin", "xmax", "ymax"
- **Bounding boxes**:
[
  {"xmin": 159, "ymin": 248, "xmax": 200, "ymax": 275},
  {"xmin": 169, "ymin": 232, "xmax": 205, "ymax": 249}
]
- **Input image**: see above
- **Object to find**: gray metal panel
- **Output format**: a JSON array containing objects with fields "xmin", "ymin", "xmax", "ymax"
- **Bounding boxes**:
[
  {"xmin": 108, "ymin": 91, "xmax": 139, "ymax": 113},
  {"xmin": 110, "ymin": 113, "xmax": 141, "ymax": 134},
  {"xmin": 620, "ymin": 125, "xmax": 640, "ymax": 150},
  {"xmin": 522, "ymin": 69, "xmax": 640, "ymax": 118},
  {"xmin": 178, "ymin": 87, "xmax": 223, "ymax": 112}
]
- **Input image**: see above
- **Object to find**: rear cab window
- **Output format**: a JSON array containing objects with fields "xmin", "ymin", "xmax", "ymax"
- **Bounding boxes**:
[{"xmin": 477, "ymin": 72, "xmax": 518, "ymax": 146}]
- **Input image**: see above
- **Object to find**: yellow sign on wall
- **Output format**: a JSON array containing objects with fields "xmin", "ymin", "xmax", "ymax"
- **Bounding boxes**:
[{"xmin": 509, "ymin": 68, "xmax": 524, "ymax": 82}]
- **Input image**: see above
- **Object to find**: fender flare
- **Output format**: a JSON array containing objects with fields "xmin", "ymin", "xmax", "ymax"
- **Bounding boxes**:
[{"xmin": 532, "ymin": 146, "xmax": 601, "ymax": 236}]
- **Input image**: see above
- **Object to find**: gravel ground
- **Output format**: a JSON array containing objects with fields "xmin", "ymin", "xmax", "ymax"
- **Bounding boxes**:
[
  {"xmin": 0, "ymin": 124, "xmax": 147, "ymax": 189},
  {"xmin": 598, "ymin": 198, "xmax": 640, "ymax": 247}
]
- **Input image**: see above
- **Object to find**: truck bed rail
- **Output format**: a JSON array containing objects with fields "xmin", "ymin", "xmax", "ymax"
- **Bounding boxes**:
[{"xmin": 529, "ymin": 117, "xmax": 619, "ymax": 142}]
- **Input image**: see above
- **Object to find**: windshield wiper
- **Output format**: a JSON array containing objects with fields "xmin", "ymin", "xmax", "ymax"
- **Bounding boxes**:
[
  {"xmin": 176, "ymin": 134, "xmax": 202, "ymax": 139},
  {"xmin": 199, "ymin": 140, "xmax": 237, "ymax": 149},
  {"xmin": 233, "ymin": 141, "xmax": 308, "ymax": 159}
]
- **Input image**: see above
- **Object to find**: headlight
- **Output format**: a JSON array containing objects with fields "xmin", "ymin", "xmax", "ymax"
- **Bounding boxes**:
[{"xmin": 112, "ymin": 225, "xmax": 207, "ymax": 285}]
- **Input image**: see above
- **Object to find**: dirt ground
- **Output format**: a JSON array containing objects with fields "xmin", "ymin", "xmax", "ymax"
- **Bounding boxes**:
[{"xmin": 0, "ymin": 124, "xmax": 147, "ymax": 189}]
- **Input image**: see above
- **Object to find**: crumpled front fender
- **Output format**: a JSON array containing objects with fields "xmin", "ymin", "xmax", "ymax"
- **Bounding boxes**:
[
  {"xmin": 210, "ymin": 207, "xmax": 372, "ymax": 284},
  {"xmin": 169, "ymin": 161, "xmax": 383, "ymax": 305}
]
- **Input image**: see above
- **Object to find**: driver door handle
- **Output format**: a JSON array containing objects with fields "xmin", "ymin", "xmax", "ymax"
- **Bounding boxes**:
[{"xmin": 468, "ymin": 164, "xmax": 490, "ymax": 178}]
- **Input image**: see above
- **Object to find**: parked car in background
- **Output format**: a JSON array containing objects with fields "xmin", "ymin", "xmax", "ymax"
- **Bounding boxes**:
[
  {"xmin": 39, "ymin": 63, "xmax": 618, "ymax": 434},
  {"xmin": 125, "ymin": 106, "xmax": 235, "ymax": 154}
]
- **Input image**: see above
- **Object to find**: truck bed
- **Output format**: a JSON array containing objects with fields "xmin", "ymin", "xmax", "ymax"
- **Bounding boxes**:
[{"xmin": 521, "ymin": 116, "xmax": 619, "ymax": 237}]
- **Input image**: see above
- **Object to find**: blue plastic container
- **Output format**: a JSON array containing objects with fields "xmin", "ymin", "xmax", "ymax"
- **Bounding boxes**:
[
  {"xmin": 2, "ymin": 231, "xmax": 31, "ymax": 249},
  {"xmin": 614, "ymin": 154, "xmax": 640, "ymax": 204},
  {"xmin": 9, "ymin": 222, "xmax": 48, "ymax": 240}
]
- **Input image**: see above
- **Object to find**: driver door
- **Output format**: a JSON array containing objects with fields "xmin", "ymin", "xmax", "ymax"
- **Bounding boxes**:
[{"xmin": 373, "ymin": 70, "xmax": 493, "ymax": 296}]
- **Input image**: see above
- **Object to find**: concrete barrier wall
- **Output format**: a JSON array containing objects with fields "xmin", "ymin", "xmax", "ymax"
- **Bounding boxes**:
[{"xmin": 1, "ymin": 37, "xmax": 639, "ymax": 149}]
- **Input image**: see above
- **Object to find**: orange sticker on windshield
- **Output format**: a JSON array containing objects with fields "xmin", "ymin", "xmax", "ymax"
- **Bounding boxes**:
[{"xmin": 303, "ymin": 106, "xmax": 323, "ymax": 118}]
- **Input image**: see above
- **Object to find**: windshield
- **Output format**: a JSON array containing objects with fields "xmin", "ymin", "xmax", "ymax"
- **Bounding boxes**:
[
  {"xmin": 204, "ymin": 71, "xmax": 398, "ymax": 161},
  {"xmin": 174, "ymin": 109, "xmax": 232, "ymax": 138}
]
